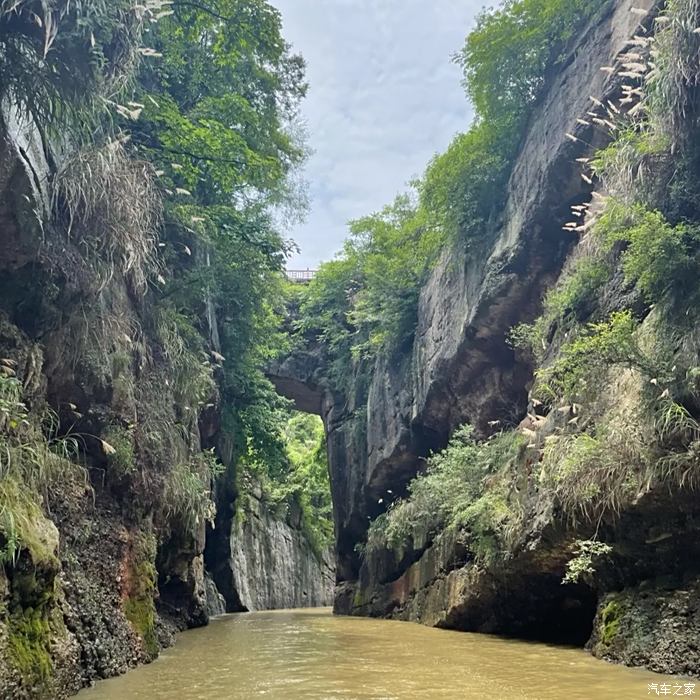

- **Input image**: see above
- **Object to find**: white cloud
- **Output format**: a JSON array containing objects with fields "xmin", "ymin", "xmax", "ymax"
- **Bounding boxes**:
[{"xmin": 271, "ymin": 0, "xmax": 482, "ymax": 268}]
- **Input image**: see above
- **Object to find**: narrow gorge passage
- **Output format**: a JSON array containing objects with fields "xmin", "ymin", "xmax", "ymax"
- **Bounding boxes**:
[{"xmin": 3, "ymin": 0, "xmax": 700, "ymax": 697}]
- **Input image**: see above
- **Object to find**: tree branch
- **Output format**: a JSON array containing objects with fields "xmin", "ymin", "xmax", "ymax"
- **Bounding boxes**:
[{"xmin": 171, "ymin": 1, "xmax": 232, "ymax": 22}]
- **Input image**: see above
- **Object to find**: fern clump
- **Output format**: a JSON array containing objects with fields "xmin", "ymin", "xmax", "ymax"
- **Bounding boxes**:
[{"xmin": 366, "ymin": 427, "xmax": 526, "ymax": 561}]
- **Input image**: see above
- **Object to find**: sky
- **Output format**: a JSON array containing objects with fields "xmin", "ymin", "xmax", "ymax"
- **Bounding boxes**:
[{"xmin": 271, "ymin": 0, "xmax": 483, "ymax": 269}]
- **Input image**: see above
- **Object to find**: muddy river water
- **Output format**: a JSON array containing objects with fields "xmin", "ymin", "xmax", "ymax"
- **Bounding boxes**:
[{"xmin": 77, "ymin": 608, "xmax": 689, "ymax": 699}]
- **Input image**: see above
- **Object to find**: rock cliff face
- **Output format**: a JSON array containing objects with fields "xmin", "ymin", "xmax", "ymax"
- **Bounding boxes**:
[
  {"xmin": 272, "ymin": 0, "xmax": 660, "ymax": 597},
  {"xmin": 0, "ymin": 104, "xmax": 334, "ymax": 698},
  {"xmin": 272, "ymin": 0, "xmax": 700, "ymax": 678},
  {"xmin": 221, "ymin": 493, "xmax": 334, "ymax": 611}
]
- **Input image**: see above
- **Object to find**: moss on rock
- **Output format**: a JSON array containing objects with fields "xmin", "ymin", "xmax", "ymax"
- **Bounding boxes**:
[
  {"xmin": 7, "ymin": 607, "xmax": 52, "ymax": 686},
  {"xmin": 599, "ymin": 598, "xmax": 621, "ymax": 646},
  {"xmin": 123, "ymin": 533, "xmax": 159, "ymax": 660}
]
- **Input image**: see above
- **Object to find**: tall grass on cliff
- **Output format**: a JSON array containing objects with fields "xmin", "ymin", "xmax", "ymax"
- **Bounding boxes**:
[
  {"xmin": 365, "ymin": 427, "xmax": 526, "ymax": 562},
  {"xmin": 0, "ymin": 0, "xmax": 168, "ymax": 131},
  {"xmin": 0, "ymin": 374, "xmax": 86, "ymax": 566},
  {"xmin": 163, "ymin": 450, "xmax": 224, "ymax": 533},
  {"xmin": 52, "ymin": 140, "xmax": 162, "ymax": 293},
  {"xmin": 592, "ymin": 0, "xmax": 700, "ymax": 206},
  {"xmin": 647, "ymin": 0, "xmax": 700, "ymax": 147}
]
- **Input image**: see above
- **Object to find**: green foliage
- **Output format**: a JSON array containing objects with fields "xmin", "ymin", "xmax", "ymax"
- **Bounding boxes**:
[
  {"xmin": 591, "ymin": 129, "xmax": 670, "ymax": 203},
  {"xmin": 647, "ymin": 0, "xmax": 700, "ymax": 146},
  {"xmin": 420, "ymin": 123, "xmax": 509, "ymax": 244},
  {"xmin": 300, "ymin": 194, "xmax": 440, "ymax": 371},
  {"xmin": 653, "ymin": 390, "xmax": 700, "ymax": 491},
  {"xmin": 541, "ymin": 429, "xmax": 643, "ymax": 521},
  {"xmin": 366, "ymin": 426, "xmax": 525, "ymax": 561},
  {"xmin": 562, "ymin": 540, "xmax": 612, "ymax": 584},
  {"xmin": 0, "ymin": 478, "xmax": 59, "ymax": 568},
  {"xmin": 103, "ymin": 424, "xmax": 136, "ymax": 478},
  {"xmin": 296, "ymin": 256, "xmax": 360, "ymax": 388},
  {"xmin": 154, "ymin": 306, "xmax": 215, "ymax": 413},
  {"xmin": 0, "ymin": 376, "xmax": 81, "ymax": 566},
  {"xmin": 130, "ymin": 0, "xmax": 306, "ymax": 206},
  {"xmin": 225, "ymin": 377, "xmax": 292, "ymax": 486},
  {"xmin": 595, "ymin": 201, "xmax": 700, "ymax": 309},
  {"xmin": 0, "ymin": 373, "xmax": 22, "ymax": 429},
  {"xmin": 297, "ymin": 193, "xmax": 442, "ymax": 388},
  {"xmin": 534, "ymin": 311, "xmax": 649, "ymax": 403},
  {"xmin": 535, "ymin": 317, "xmax": 700, "ymax": 523},
  {"xmin": 238, "ymin": 411, "xmax": 333, "ymax": 556},
  {"xmin": 125, "ymin": 0, "xmax": 307, "ymax": 484},
  {"xmin": 347, "ymin": 195, "xmax": 442, "ymax": 357},
  {"xmin": 458, "ymin": 0, "xmax": 607, "ymax": 133},
  {"xmin": 280, "ymin": 412, "xmax": 333, "ymax": 554},
  {"xmin": 544, "ymin": 257, "xmax": 611, "ymax": 324},
  {"xmin": 510, "ymin": 253, "xmax": 611, "ymax": 359},
  {"xmin": 51, "ymin": 141, "xmax": 162, "ymax": 294}
]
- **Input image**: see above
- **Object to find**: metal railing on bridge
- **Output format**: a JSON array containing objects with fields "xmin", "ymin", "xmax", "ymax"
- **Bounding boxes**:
[{"xmin": 285, "ymin": 269, "xmax": 317, "ymax": 283}]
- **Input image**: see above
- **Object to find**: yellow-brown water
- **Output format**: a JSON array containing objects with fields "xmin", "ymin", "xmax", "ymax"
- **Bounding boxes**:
[{"xmin": 77, "ymin": 608, "xmax": 686, "ymax": 699}]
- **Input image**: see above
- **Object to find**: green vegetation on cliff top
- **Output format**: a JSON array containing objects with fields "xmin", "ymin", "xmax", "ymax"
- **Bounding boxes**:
[{"xmin": 295, "ymin": 0, "xmax": 608, "ymax": 388}]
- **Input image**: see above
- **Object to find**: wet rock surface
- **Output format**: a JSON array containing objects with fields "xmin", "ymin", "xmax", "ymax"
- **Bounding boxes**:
[
  {"xmin": 223, "ymin": 493, "xmax": 334, "ymax": 611},
  {"xmin": 204, "ymin": 574, "xmax": 227, "ymax": 618},
  {"xmin": 589, "ymin": 578, "xmax": 700, "ymax": 676}
]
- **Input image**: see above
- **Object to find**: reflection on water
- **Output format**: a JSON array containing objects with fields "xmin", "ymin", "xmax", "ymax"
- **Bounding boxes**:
[{"xmin": 77, "ymin": 608, "xmax": 684, "ymax": 699}]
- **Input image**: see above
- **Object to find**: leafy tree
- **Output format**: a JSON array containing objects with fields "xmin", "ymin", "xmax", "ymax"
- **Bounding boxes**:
[
  {"xmin": 420, "ymin": 123, "xmax": 509, "ymax": 243},
  {"xmin": 282, "ymin": 412, "xmax": 333, "ymax": 552},
  {"xmin": 132, "ymin": 0, "xmax": 306, "ymax": 206},
  {"xmin": 297, "ymin": 192, "xmax": 442, "ymax": 390},
  {"xmin": 458, "ymin": 0, "xmax": 608, "ymax": 132},
  {"xmin": 296, "ymin": 255, "xmax": 363, "ymax": 389},
  {"xmin": 346, "ymin": 193, "xmax": 442, "ymax": 356},
  {"xmin": 125, "ymin": 0, "xmax": 308, "ymax": 475}
]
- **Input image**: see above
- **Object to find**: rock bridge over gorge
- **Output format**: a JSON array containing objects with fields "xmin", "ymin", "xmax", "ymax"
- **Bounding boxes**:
[{"xmin": 268, "ymin": 0, "xmax": 663, "ymax": 631}]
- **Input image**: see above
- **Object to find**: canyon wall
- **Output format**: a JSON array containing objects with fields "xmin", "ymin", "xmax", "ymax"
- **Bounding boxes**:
[
  {"xmin": 273, "ymin": 0, "xmax": 700, "ymax": 677},
  {"xmin": 0, "ymin": 105, "xmax": 333, "ymax": 699},
  {"xmin": 275, "ymin": 0, "xmax": 658, "ymax": 598},
  {"xmin": 223, "ymin": 492, "xmax": 334, "ymax": 611}
]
